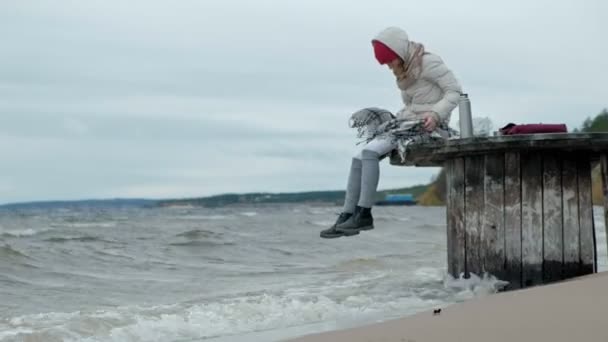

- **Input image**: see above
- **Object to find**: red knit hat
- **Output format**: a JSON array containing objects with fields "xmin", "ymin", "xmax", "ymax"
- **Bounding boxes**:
[{"xmin": 372, "ymin": 40, "xmax": 400, "ymax": 65}]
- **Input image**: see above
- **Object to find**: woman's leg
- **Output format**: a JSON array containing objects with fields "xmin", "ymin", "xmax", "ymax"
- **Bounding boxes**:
[
  {"xmin": 336, "ymin": 137, "xmax": 396, "ymax": 233},
  {"xmin": 357, "ymin": 138, "xmax": 396, "ymax": 208},
  {"xmin": 343, "ymin": 137, "xmax": 394, "ymax": 213},
  {"xmin": 321, "ymin": 138, "xmax": 395, "ymax": 238},
  {"xmin": 320, "ymin": 158, "xmax": 362, "ymax": 238},
  {"xmin": 342, "ymin": 158, "xmax": 362, "ymax": 214}
]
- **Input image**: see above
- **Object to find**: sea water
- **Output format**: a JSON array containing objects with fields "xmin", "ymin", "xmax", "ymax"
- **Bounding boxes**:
[{"xmin": 1, "ymin": 204, "xmax": 605, "ymax": 341}]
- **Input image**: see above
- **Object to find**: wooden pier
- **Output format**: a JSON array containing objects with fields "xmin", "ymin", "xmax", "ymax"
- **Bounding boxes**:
[{"xmin": 391, "ymin": 133, "xmax": 608, "ymax": 290}]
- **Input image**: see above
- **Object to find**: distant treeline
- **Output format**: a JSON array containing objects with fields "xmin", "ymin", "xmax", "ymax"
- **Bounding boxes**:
[
  {"xmin": 157, "ymin": 185, "xmax": 431, "ymax": 208},
  {"xmin": 575, "ymin": 108, "xmax": 608, "ymax": 133},
  {"xmin": 0, "ymin": 199, "xmax": 157, "ymax": 210}
]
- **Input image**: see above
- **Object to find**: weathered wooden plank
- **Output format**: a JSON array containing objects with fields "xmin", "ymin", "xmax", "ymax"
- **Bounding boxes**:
[
  {"xmin": 465, "ymin": 155, "xmax": 485, "ymax": 277},
  {"xmin": 577, "ymin": 158, "xmax": 595, "ymax": 276},
  {"xmin": 562, "ymin": 157, "xmax": 580, "ymax": 279},
  {"xmin": 482, "ymin": 153, "xmax": 505, "ymax": 279},
  {"xmin": 521, "ymin": 152, "xmax": 543, "ymax": 287},
  {"xmin": 504, "ymin": 152, "xmax": 522, "ymax": 290},
  {"xmin": 390, "ymin": 133, "xmax": 608, "ymax": 167},
  {"xmin": 601, "ymin": 154, "xmax": 608, "ymax": 269},
  {"xmin": 446, "ymin": 158, "xmax": 466, "ymax": 278},
  {"xmin": 542, "ymin": 154, "xmax": 563, "ymax": 283}
]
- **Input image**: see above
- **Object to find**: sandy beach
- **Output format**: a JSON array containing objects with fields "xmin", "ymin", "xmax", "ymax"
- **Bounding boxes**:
[{"xmin": 288, "ymin": 272, "xmax": 608, "ymax": 342}]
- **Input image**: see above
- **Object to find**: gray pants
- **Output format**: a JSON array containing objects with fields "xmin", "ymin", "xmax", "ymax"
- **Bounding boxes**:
[{"xmin": 343, "ymin": 138, "xmax": 397, "ymax": 213}]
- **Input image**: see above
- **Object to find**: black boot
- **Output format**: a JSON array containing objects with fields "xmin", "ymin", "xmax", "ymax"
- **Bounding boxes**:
[
  {"xmin": 335, "ymin": 206, "xmax": 374, "ymax": 234},
  {"xmin": 320, "ymin": 212, "xmax": 359, "ymax": 238}
]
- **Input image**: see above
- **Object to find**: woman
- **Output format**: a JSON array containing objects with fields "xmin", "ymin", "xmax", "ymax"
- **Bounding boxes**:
[{"xmin": 321, "ymin": 26, "xmax": 462, "ymax": 239}]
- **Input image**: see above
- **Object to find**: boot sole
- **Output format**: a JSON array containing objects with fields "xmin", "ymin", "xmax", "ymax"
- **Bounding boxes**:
[
  {"xmin": 335, "ymin": 224, "xmax": 373, "ymax": 234},
  {"xmin": 320, "ymin": 234, "xmax": 342, "ymax": 239},
  {"xmin": 320, "ymin": 226, "xmax": 361, "ymax": 238},
  {"xmin": 320, "ymin": 230, "xmax": 360, "ymax": 238}
]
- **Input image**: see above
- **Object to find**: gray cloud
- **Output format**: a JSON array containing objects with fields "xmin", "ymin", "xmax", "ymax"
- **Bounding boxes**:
[{"xmin": 1, "ymin": 0, "xmax": 606, "ymax": 203}]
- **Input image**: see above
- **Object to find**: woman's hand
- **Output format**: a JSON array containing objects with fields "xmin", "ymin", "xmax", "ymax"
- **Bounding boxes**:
[{"xmin": 422, "ymin": 112, "xmax": 439, "ymax": 132}]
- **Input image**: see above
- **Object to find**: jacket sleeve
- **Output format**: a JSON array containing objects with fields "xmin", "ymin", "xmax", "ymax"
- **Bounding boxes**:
[{"xmin": 422, "ymin": 55, "xmax": 462, "ymax": 123}]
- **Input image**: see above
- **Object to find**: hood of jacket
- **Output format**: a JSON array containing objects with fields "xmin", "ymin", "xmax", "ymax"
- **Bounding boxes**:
[{"xmin": 372, "ymin": 27, "xmax": 411, "ymax": 62}]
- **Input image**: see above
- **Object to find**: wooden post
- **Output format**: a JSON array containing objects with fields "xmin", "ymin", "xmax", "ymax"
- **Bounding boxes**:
[
  {"xmin": 542, "ymin": 154, "xmax": 563, "ymax": 283},
  {"xmin": 483, "ymin": 154, "xmax": 505, "ymax": 280},
  {"xmin": 577, "ymin": 158, "xmax": 595, "ymax": 275},
  {"xmin": 504, "ymin": 152, "xmax": 522, "ymax": 290},
  {"xmin": 465, "ymin": 155, "xmax": 485, "ymax": 277},
  {"xmin": 446, "ymin": 158, "xmax": 466, "ymax": 278},
  {"xmin": 392, "ymin": 134, "xmax": 606, "ymax": 290},
  {"xmin": 562, "ymin": 156, "xmax": 580, "ymax": 279},
  {"xmin": 521, "ymin": 153, "xmax": 543, "ymax": 287}
]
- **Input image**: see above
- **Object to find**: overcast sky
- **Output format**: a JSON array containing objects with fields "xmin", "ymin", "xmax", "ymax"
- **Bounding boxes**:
[{"xmin": 1, "ymin": 0, "xmax": 606, "ymax": 204}]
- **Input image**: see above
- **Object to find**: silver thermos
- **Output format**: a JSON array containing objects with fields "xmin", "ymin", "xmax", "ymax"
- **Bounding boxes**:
[{"xmin": 458, "ymin": 93, "xmax": 474, "ymax": 138}]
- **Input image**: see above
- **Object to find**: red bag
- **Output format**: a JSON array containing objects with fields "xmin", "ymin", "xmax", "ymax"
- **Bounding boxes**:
[{"xmin": 499, "ymin": 123, "xmax": 568, "ymax": 135}]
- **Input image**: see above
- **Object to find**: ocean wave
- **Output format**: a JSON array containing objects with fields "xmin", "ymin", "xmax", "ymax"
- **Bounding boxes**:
[
  {"xmin": 0, "ymin": 228, "xmax": 51, "ymax": 238},
  {"xmin": 169, "ymin": 240, "xmax": 236, "ymax": 247},
  {"xmin": 240, "ymin": 212, "xmax": 258, "ymax": 217},
  {"xmin": 0, "ymin": 267, "xmax": 505, "ymax": 342},
  {"xmin": 266, "ymin": 247, "xmax": 294, "ymax": 256},
  {"xmin": 174, "ymin": 229, "xmax": 222, "ymax": 239},
  {"xmin": 0, "ymin": 271, "xmax": 43, "ymax": 286},
  {"xmin": 0, "ymin": 244, "xmax": 40, "ymax": 270},
  {"xmin": 178, "ymin": 215, "xmax": 231, "ymax": 221},
  {"xmin": 170, "ymin": 229, "xmax": 235, "ymax": 248},
  {"xmin": 1, "ymin": 291, "xmax": 442, "ymax": 342},
  {"xmin": 0, "ymin": 327, "xmax": 34, "ymax": 341},
  {"xmin": 334, "ymin": 258, "xmax": 385, "ymax": 271},
  {"xmin": 306, "ymin": 208, "xmax": 333, "ymax": 215},
  {"xmin": 305, "ymin": 216, "xmax": 407, "ymax": 227},
  {"xmin": 43, "ymin": 236, "xmax": 114, "ymax": 244},
  {"xmin": 0, "ymin": 244, "xmax": 31, "ymax": 259},
  {"xmin": 372, "ymin": 216, "xmax": 413, "ymax": 222},
  {"xmin": 413, "ymin": 267, "xmax": 445, "ymax": 283},
  {"xmin": 304, "ymin": 220, "xmax": 333, "ymax": 228},
  {"xmin": 64, "ymin": 221, "xmax": 117, "ymax": 229},
  {"xmin": 92, "ymin": 249, "xmax": 136, "ymax": 261}
]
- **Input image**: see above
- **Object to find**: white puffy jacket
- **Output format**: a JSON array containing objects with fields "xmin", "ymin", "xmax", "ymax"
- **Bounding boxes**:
[{"xmin": 374, "ymin": 27, "xmax": 462, "ymax": 124}]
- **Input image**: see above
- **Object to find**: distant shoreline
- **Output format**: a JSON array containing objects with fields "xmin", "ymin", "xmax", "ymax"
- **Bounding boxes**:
[{"xmin": 0, "ymin": 184, "xmax": 432, "ymax": 209}]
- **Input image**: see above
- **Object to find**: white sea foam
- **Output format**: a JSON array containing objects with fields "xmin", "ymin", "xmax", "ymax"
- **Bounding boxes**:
[
  {"xmin": 444, "ymin": 272, "xmax": 509, "ymax": 300},
  {"xmin": 240, "ymin": 212, "xmax": 258, "ymax": 217},
  {"xmin": 413, "ymin": 267, "xmax": 444, "ymax": 282},
  {"xmin": 0, "ymin": 227, "xmax": 51, "ymax": 237},
  {"xmin": 67, "ymin": 222, "xmax": 117, "ymax": 229},
  {"xmin": 1, "ymin": 228, "xmax": 38, "ymax": 237},
  {"xmin": 178, "ymin": 215, "xmax": 231, "ymax": 221},
  {"xmin": 2, "ymin": 288, "xmax": 444, "ymax": 342},
  {"xmin": 307, "ymin": 208, "xmax": 331, "ymax": 215},
  {"xmin": 0, "ymin": 327, "xmax": 34, "ymax": 340},
  {"xmin": 308, "ymin": 221, "xmax": 334, "ymax": 228}
]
